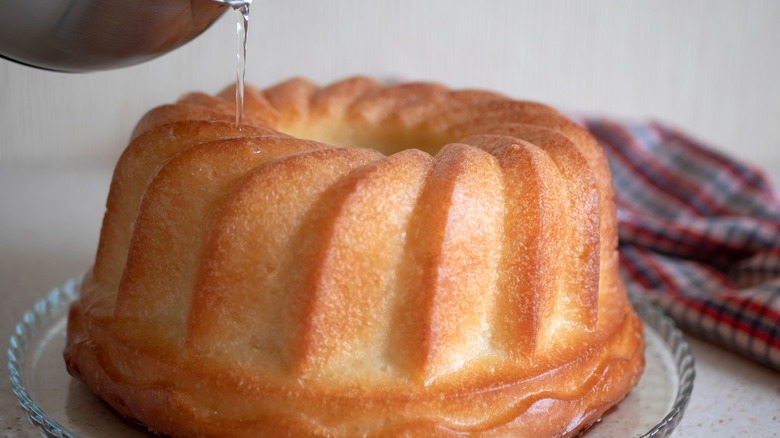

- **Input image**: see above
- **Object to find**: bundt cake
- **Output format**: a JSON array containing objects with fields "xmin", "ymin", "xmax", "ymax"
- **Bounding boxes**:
[{"xmin": 65, "ymin": 76, "xmax": 644, "ymax": 437}]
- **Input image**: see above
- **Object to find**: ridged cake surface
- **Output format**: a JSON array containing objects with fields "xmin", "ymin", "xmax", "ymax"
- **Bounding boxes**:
[{"xmin": 65, "ymin": 77, "xmax": 644, "ymax": 438}]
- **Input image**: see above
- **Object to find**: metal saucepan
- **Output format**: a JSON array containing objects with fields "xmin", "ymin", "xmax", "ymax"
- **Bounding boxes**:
[{"xmin": 0, "ymin": 0, "xmax": 229, "ymax": 72}]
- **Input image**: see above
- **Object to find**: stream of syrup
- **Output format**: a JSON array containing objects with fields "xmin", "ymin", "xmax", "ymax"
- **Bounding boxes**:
[{"xmin": 220, "ymin": 0, "xmax": 253, "ymax": 127}]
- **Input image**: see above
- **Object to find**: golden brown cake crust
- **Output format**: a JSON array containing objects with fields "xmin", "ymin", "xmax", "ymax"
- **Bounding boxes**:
[{"xmin": 65, "ymin": 76, "xmax": 644, "ymax": 438}]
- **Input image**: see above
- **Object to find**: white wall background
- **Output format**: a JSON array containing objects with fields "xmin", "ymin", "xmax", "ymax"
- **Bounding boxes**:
[{"xmin": 2, "ymin": 0, "xmax": 779, "ymax": 180}]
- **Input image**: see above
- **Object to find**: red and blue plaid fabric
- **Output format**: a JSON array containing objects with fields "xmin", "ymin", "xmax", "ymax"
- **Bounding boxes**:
[{"xmin": 575, "ymin": 117, "xmax": 780, "ymax": 371}]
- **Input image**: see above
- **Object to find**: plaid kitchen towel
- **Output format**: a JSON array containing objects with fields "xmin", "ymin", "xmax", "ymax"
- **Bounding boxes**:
[{"xmin": 576, "ymin": 117, "xmax": 780, "ymax": 371}]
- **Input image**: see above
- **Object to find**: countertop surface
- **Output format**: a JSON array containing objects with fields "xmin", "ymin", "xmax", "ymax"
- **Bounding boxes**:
[{"xmin": 1, "ymin": 163, "xmax": 779, "ymax": 437}]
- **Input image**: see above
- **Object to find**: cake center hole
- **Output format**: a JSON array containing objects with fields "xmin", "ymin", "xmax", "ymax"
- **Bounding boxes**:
[{"xmin": 284, "ymin": 119, "xmax": 458, "ymax": 157}]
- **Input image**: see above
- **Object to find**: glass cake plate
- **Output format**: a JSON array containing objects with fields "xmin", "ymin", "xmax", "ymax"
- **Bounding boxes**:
[{"xmin": 8, "ymin": 278, "xmax": 695, "ymax": 438}]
